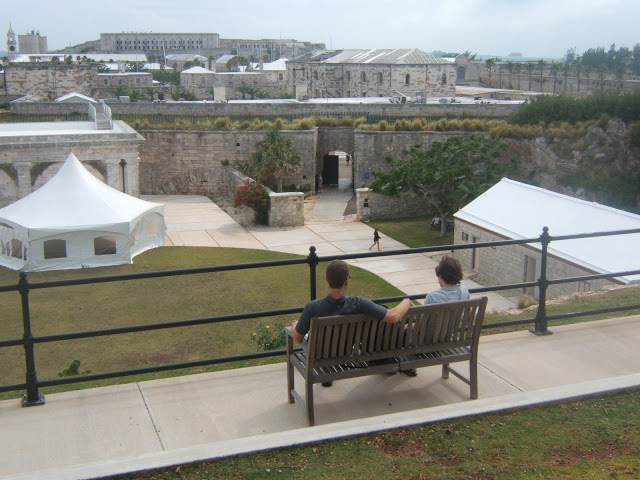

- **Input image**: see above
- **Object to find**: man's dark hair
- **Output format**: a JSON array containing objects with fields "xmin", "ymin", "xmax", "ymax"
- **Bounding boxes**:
[
  {"xmin": 435, "ymin": 256, "xmax": 463, "ymax": 285},
  {"xmin": 326, "ymin": 260, "xmax": 350, "ymax": 288}
]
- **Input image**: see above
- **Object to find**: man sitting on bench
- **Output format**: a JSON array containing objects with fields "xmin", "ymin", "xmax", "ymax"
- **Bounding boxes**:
[{"xmin": 291, "ymin": 260, "xmax": 413, "ymax": 387}]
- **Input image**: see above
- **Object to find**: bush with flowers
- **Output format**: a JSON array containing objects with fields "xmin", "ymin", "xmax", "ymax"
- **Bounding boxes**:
[
  {"xmin": 232, "ymin": 180, "xmax": 270, "ymax": 225},
  {"xmin": 251, "ymin": 322, "xmax": 287, "ymax": 351}
]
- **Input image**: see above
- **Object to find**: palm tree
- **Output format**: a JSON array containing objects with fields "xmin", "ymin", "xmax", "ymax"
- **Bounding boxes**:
[
  {"xmin": 549, "ymin": 61, "xmax": 561, "ymax": 94},
  {"xmin": 537, "ymin": 59, "xmax": 547, "ymax": 93},
  {"xmin": 506, "ymin": 61, "xmax": 515, "ymax": 89},
  {"xmin": 236, "ymin": 85, "xmax": 251, "ymax": 100},
  {"xmin": 514, "ymin": 62, "xmax": 522, "ymax": 90},
  {"xmin": 485, "ymin": 58, "xmax": 495, "ymax": 87},
  {"xmin": 526, "ymin": 62, "xmax": 536, "ymax": 90},
  {"xmin": 145, "ymin": 87, "xmax": 155, "ymax": 101},
  {"xmin": 253, "ymin": 130, "xmax": 302, "ymax": 193}
]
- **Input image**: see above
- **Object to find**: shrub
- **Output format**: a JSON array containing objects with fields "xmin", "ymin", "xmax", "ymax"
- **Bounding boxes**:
[
  {"xmin": 250, "ymin": 323, "xmax": 286, "ymax": 351},
  {"xmin": 630, "ymin": 122, "xmax": 640, "ymax": 149},
  {"xmin": 232, "ymin": 180, "xmax": 270, "ymax": 224},
  {"xmin": 213, "ymin": 117, "xmax": 232, "ymax": 130}
]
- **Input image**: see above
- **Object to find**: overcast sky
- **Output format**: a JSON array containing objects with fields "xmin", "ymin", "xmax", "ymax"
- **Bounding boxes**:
[{"xmin": 5, "ymin": 0, "xmax": 638, "ymax": 59}]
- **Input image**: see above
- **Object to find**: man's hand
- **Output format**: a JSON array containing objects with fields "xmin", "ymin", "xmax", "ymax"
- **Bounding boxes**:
[{"xmin": 291, "ymin": 320, "xmax": 304, "ymax": 343}]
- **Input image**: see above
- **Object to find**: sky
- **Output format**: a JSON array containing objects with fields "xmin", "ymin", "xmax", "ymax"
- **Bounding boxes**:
[{"xmin": 4, "ymin": 0, "xmax": 639, "ymax": 59}]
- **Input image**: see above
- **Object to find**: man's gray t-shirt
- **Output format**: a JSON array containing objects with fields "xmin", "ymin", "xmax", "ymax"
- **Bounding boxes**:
[
  {"xmin": 295, "ymin": 294, "xmax": 388, "ymax": 337},
  {"xmin": 423, "ymin": 285, "xmax": 470, "ymax": 305}
]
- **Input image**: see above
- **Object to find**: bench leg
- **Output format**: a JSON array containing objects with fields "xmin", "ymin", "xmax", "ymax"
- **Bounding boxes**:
[
  {"xmin": 442, "ymin": 363, "xmax": 450, "ymax": 380},
  {"xmin": 470, "ymin": 360, "xmax": 478, "ymax": 399},
  {"xmin": 306, "ymin": 379, "xmax": 315, "ymax": 426},
  {"xmin": 286, "ymin": 338, "xmax": 295, "ymax": 403},
  {"xmin": 287, "ymin": 360, "xmax": 295, "ymax": 404}
]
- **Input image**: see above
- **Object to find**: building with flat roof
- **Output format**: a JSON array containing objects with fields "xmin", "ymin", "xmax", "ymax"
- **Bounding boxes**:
[
  {"xmin": 0, "ymin": 118, "xmax": 145, "ymax": 207},
  {"xmin": 99, "ymin": 33, "xmax": 220, "ymax": 54}
]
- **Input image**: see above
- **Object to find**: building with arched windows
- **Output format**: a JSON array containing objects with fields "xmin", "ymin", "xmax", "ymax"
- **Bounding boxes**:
[{"xmin": 286, "ymin": 49, "xmax": 455, "ymax": 100}]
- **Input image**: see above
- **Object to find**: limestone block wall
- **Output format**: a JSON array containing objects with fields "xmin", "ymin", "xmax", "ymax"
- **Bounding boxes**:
[
  {"xmin": 227, "ymin": 167, "xmax": 304, "ymax": 227},
  {"xmin": 4, "ymin": 64, "xmax": 98, "ymax": 100},
  {"xmin": 268, "ymin": 192, "xmax": 304, "ymax": 227},
  {"xmin": 137, "ymin": 129, "xmax": 317, "ymax": 197},
  {"xmin": 454, "ymin": 220, "xmax": 618, "ymax": 299},
  {"xmin": 355, "ymin": 188, "xmax": 426, "ymax": 221},
  {"xmin": 352, "ymin": 130, "xmax": 466, "ymax": 189}
]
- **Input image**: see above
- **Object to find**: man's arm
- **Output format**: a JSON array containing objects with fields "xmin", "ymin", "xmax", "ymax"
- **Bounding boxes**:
[
  {"xmin": 291, "ymin": 320, "xmax": 304, "ymax": 343},
  {"xmin": 383, "ymin": 298, "xmax": 413, "ymax": 324}
]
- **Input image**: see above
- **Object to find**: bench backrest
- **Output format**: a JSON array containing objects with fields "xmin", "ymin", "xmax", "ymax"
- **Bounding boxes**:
[{"xmin": 307, "ymin": 297, "xmax": 488, "ymax": 368}]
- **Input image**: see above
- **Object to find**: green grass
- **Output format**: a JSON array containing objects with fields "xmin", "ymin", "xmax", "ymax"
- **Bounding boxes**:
[
  {"xmin": 368, "ymin": 216, "xmax": 454, "ymax": 248},
  {"xmin": 0, "ymin": 246, "xmax": 406, "ymax": 401},
  {"xmin": 110, "ymin": 389, "xmax": 640, "ymax": 479}
]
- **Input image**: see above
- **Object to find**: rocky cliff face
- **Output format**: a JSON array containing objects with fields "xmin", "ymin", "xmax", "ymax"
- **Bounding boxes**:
[{"xmin": 508, "ymin": 121, "xmax": 640, "ymax": 212}]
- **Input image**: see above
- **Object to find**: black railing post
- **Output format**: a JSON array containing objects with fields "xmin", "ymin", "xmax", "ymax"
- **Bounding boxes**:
[
  {"xmin": 307, "ymin": 246, "xmax": 319, "ymax": 300},
  {"xmin": 18, "ymin": 271, "xmax": 45, "ymax": 406},
  {"xmin": 531, "ymin": 227, "xmax": 553, "ymax": 336}
]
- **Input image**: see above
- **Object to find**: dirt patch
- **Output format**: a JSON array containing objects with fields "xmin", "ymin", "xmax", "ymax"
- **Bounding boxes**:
[{"xmin": 546, "ymin": 441, "xmax": 638, "ymax": 467}]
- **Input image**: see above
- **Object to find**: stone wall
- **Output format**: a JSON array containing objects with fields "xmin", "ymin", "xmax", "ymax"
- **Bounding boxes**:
[
  {"xmin": 4, "ymin": 64, "xmax": 98, "ymax": 100},
  {"xmin": 453, "ymin": 219, "xmax": 618, "ymax": 299},
  {"xmin": 268, "ymin": 192, "xmax": 304, "ymax": 227},
  {"xmin": 136, "ymin": 128, "xmax": 317, "ymax": 197},
  {"xmin": 227, "ymin": 167, "xmax": 304, "ymax": 227},
  {"xmin": 355, "ymin": 188, "xmax": 426, "ymax": 221}
]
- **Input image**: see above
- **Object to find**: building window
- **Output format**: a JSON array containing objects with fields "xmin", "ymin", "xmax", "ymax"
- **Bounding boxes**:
[
  {"xmin": 378, "ymin": 72, "xmax": 383, "ymax": 84},
  {"xmin": 405, "ymin": 74, "xmax": 410, "ymax": 85},
  {"xmin": 361, "ymin": 72, "xmax": 366, "ymax": 82},
  {"xmin": 103, "ymin": 79, "xmax": 108, "ymax": 86},
  {"xmin": 136, "ymin": 78, "xmax": 141, "ymax": 84},
  {"xmin": 254, "ymin": 78, "xmax": 258, "ymax": 84},
  {"xmin": 461, "ymin": 232, "xmax": 469, "ymax": 242},
  {"xmin": 442, "ymin": 73, "xmax": 447, "ymax": 84},
  {"xmin": 44, "ymin": 239, "xmax": 66, "ymax": 259},
  {"xmin": 94, "ymin": 236, "xmax": 117, "ymax": 255},
  {"xmin": 346, "ymin": 71, "xmax": 351, "ymax": 81}
]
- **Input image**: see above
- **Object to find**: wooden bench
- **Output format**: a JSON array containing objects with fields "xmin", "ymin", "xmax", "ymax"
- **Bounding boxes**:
[{"xmin": 286, "ymin": 297, "xmax": 488, "ymax": 426}]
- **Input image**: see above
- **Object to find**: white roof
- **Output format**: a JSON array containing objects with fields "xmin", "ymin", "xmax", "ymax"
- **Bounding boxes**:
[
  {"xmin": 181, "ymin": 66, "xmax": 214, "ymax": 74},
  {"xmin": 54, "ymin": 92, "xmax": 97, "ymax": 103},
  {"xmin": 0, "ymin": 152, "xmax": 165, "ymax": 271},
  {"xmin": 455, "ymin": 178, "xmax": 640, "ymax": 283}
]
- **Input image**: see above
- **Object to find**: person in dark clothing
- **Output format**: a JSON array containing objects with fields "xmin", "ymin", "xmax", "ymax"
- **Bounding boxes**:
[
  {"xmin": 291, "ymin": 260, "xmax": 413, "ymax": 386},
  {"xmin": 369, "ymin": 228, "xmax": 381, "ymax": 251}
]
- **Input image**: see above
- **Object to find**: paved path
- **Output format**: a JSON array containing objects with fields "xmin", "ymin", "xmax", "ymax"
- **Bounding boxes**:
[{"xmin": 146, "ymin": 193, "xmax": 517, "ymax": 312}]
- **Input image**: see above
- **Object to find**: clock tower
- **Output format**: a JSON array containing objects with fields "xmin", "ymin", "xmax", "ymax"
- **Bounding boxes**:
[{"xmin": 7, "ymin": 23, "xmax": 18, "ymax": 60}]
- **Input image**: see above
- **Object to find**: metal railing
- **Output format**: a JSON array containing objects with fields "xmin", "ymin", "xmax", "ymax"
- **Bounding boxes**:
[{"xmin": 1, "ymin": 227, "xmax": 639, "ymax": 407}]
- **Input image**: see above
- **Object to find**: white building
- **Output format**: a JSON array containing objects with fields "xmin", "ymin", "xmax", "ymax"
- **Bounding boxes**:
[{"xmin": 454, "ymin": 178, "xmax": 640, "ymax": 299}]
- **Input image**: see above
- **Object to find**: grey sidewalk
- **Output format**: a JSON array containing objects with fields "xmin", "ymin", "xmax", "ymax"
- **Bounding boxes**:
[{"xmin": 2, "ymin": 194, "xmax": 639, "ymax": 479}]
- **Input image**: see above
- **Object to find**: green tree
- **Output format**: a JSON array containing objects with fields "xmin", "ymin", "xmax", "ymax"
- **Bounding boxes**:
[
  {"xmin": 145, "ymin": 87, "xmax": 155, "ymax": 101},
  {"xmin": 369, "ymin": 135, "xmax": 510, "ymax": 237},
  {"xmin": 252, "ymin": 130, "xmax": 302, "ymax": 193},
  {"xmin": 485, "ymin": 58, "xmax": 495, "ymax": 86}
]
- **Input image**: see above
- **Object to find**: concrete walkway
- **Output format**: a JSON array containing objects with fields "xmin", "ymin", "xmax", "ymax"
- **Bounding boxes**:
[{"xmin": 2, "ymin": 193, "xmax": 639, "ymax": 480}]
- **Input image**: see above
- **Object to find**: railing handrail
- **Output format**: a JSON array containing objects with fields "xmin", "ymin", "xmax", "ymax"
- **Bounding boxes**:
[{"xmin": 1, "ymin": 226, "xmax": 639, "ymax": 405}]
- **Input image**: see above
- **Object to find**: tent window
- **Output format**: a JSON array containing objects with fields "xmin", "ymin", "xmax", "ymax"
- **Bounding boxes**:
[
  {"xmin": 94, "ymin": 236, "xmax": 117, "ymax": 255},
  {"xmin": 145, "ymin": 218, "xmax": 158, "ymax": 238},
  {"xmin": 10, "ymin": 239, "xmax": 25, "ymax": 259},
  {"xmin": 44, "ymin": 239, "xmax": 67, "ymax": 259}
]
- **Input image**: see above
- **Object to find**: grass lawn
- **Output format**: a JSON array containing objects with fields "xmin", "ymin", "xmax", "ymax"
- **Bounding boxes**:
[
  {"xmin": 368, "ymin": 216, "xmax": 454, "ymax": 248},
  {"xmin": 111, "ymin": 389, "xmax": 640, "ymax": 480}
]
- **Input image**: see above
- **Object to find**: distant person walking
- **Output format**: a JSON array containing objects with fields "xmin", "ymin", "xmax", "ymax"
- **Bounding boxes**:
[{"xmin": 369, "ymin": 228, "xmax": 381, "ymax": 251}]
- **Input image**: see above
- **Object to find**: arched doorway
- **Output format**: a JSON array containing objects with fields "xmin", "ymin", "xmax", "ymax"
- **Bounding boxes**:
[{"xmin": 321, "ymin": 150, "xmax": 353, "ymax": 191}]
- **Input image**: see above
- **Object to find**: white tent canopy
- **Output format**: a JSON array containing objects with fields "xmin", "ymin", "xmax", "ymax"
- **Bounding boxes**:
[{"xmin": 0, "ymin": 152, "xmax": 165, "ymax": 272}]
